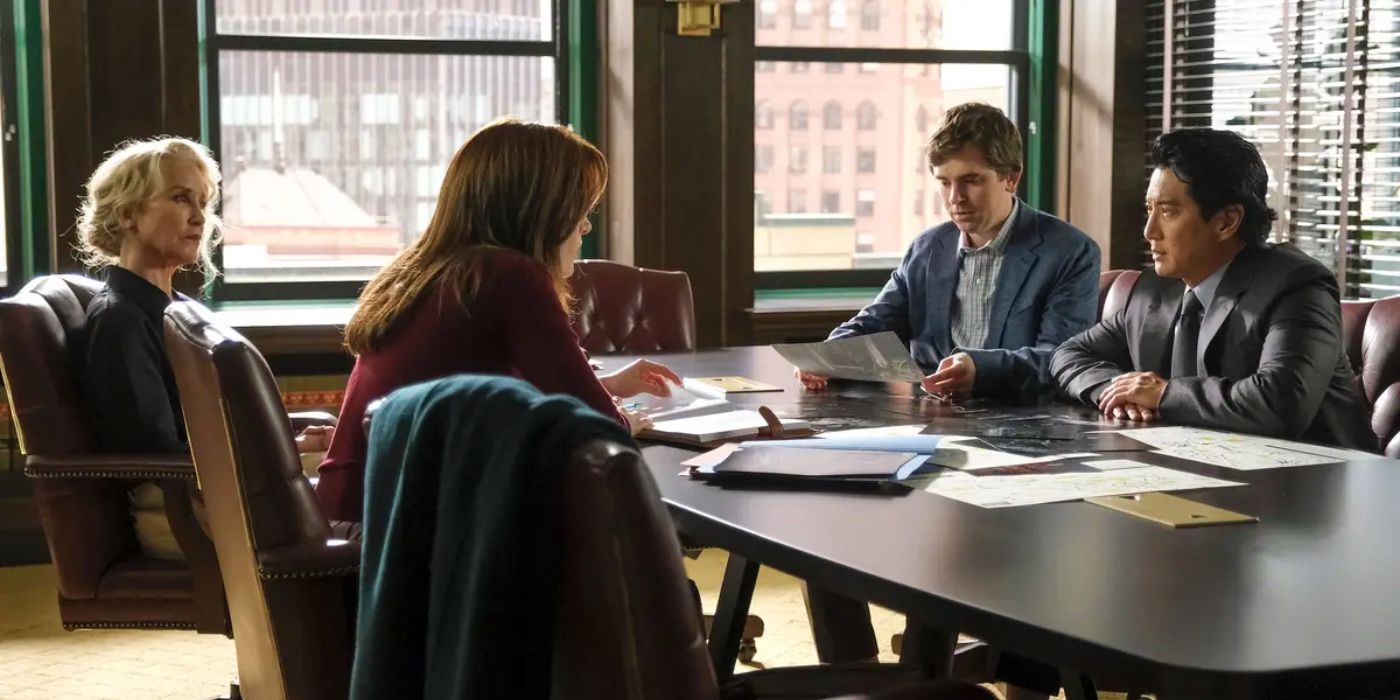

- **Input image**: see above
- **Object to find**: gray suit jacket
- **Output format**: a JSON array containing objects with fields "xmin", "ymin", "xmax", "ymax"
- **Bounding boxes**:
[{"xmin": 1051, "ymin": 243, "xmax": 1376, "ymax": 451}]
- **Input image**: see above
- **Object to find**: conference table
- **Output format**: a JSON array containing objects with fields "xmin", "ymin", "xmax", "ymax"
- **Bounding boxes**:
[{"xmin": 624, "ymin": 345, "xmax": 1400, "ymax": 700}]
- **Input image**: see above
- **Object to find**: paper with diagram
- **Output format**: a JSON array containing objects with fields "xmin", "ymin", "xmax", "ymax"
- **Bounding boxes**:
[
  {"xmin": 1113, "ymin": 426, "xmax": 1380, "ymax": 470},
  {"xmin": 773, "ymin": 331, "xmax": 925, "ymax": 383},
  {"xmin": 915, "ymin": 465, "xmax": 1244, "ymax": 508}
]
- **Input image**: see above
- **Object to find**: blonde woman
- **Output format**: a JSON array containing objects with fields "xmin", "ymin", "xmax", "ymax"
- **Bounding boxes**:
[
  {"xmin": 318, "ymin": 120, "xmax": 678, "ymax": 523},
  {"xmin": 74, "ymin": 137, "xmax": 330, "ymax": 556}
]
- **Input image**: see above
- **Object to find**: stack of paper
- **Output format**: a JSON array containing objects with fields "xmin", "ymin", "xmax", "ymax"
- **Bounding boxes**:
[
  {"xmin": 773, "ymin": 331, "xmax": 925, "ymax": 383},
  {"xmin": 1113, "ymin": 426, "xmax": 1380, "ymax": 470},
  {"xmin": 914, "ymin": 466, "xmax": 1244, "ymax": 508}
]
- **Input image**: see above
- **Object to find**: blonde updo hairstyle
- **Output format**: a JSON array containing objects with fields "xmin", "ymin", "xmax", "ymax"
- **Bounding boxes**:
[{"xmin": 75, "ymin": 137, "xmax": 223, "ymax": 282}]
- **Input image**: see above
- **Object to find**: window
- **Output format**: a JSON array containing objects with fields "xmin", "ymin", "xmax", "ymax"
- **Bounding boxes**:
[
  {"xmin": 789, "ymin": 145, "xmax": 808, "ymax": 173},
  {"xmin": 790, "ymin": 101, "xmax": 809, "ymax": 129},
  {"xmin": 856, "ymin": 190, "xmax": 876, "ymax": 217},
  {"xmin": 1146, "ymin": 1, "xmax": 1400, "ymax": 298},
  {"xmin": 857, "ymin": 101, "xmax": 878, "ymax": 130},
  {"xmin": 794, "ymin": 0, "xmax": 813, "ymax": 29},
  {"xmin": 822, "ymin": 190, "xmax": 841, "ymax": 213},
  {"xmin": 789, "ymin": 188, "xmax": 808, "ymax": 213},
  {"xmin": 823, "ymin": 146, "xmax": 842, "ymax": 174},
  {"xmin": 824, "ymin": 62, "xmax": 845, "ymax": 74},
  {"xmin": 758, "ymin": 0, "xmax": 778, "ymax": 29},
  {"xmin": 753, "ymin": 0, "xmax": 1022, "ymax": 283},
  {"xmin": 0, "ymin": 12, "xmax": 21, "ymax": 291},
  {"xmin": 860, "ymin": 1, "xmax": 881, "ymax": 31},
  {"xmin": 827, "ymin": 0, "xmax": 848, "ymax": 29},
  {"xmin": 823, "ymin": 101, "xmax": 842, "ymax": 130},
  {"xmin": 757, "ymin": 60, "xmax": 777, "ymax": 73},
  {"xmin": 756, "ymin": 144, "xmax": 774, "ymax": 174},
  {"xmin": 206, "ymin": 1, "xmax": 565, "ymax": 298},
  {"xmin": 857, "ymin": 148, "xmax": 876, "ymax": 173},
  {"xmin": 757, "ymin": 100, "xmax": 774, "ymax": 129}
]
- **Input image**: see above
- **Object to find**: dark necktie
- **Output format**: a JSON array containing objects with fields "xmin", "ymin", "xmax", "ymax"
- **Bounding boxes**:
[{"xmin": 1171, "ymin": 291, "xmax": 1204, "ymax": 378}]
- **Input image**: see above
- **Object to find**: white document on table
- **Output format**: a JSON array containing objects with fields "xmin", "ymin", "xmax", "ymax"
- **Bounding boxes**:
[
  {"xmin": 773, "ymin": 331, "xmax": 925, "ymax": 383},
  {"xmin": 915, "ymin": 466, "xmax": 1244, "ymax": 509},
  {"xmin": 928, "ymin": 436, "xmax": 1099, "ymax": 471},
  {"xmin": 1112, "ymin": 426, "xmax": 1380, "ymax": 470}
]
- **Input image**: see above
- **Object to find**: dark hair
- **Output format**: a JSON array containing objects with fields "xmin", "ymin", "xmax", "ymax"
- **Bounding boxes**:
[
  {"xmin": 1150, "ymin": 128, "xmax": 1276, "ymax": 246},
  {"xmin": 925, "ymin": 102, "xmax": 1022, "ymax": 179}
]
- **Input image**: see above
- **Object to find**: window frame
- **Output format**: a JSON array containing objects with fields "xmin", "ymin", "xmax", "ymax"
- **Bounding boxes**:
[
  {"xmin": 754, "ymin": 4, "xmax": 1034, "ymax": 290},
  {"xmin": 0, "ymin": 1, "xmax": 23, "ymax": 293},
  {"xmin": 199, "ymin": 0, "xmax": 572, "ymax": 303}
]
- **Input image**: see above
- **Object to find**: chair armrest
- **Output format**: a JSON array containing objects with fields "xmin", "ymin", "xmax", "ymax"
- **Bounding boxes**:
[
  {"xmin": 289, "ymin": 411, "xmax": 338, "ymax": 432},
  {"xmin": 24, "ymin": 453, "xmax": 196, "ymax": 480},
  {"xmin": 257, "ymin": 539, "xmax": 360, "ymax": 580}
]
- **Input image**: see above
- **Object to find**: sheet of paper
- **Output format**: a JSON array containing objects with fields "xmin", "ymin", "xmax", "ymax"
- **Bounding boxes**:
[
  {"xmin": 773, "ymin": 331, "xmax": 925, "ymax": 383},
  {"xmin": 816, "ymin": 424, "xmax": 928, "ymax": 440},
  {"xmin": 682, "ymin": 443, "xmax": 741, "ymax": 471},
  {"xmin": 927, "ymin": 436, "xmax": 1099, "ymax": 471},
  {"xmin": 915, "ymin": 466, "xmax": 1245, "ymax": 508},
  {"xmin": 1112, "ymin": 426, "xmax": 1373, "ymax": 470},
  {"xmin": 1082, "ymin": 458, "xmax": 1152, "ymax": 471}
]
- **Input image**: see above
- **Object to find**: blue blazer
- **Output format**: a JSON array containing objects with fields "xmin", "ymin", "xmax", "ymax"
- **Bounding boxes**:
[{"xmin": 830, "ymin": 200, "xmax": 1100, "ymax": 396}]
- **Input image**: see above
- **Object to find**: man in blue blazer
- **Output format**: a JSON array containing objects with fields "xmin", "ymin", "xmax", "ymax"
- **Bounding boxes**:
[
  {"xmin": 800, "ymin": 105, "xmax": 1099, "ymax": 694},
  {"xmin": 799, "ymin": 103, "xmax": 1100, "ymax": 399}
]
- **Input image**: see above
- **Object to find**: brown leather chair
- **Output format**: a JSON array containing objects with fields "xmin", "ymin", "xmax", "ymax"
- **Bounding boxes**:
[
  {"xmin": 1097, "ymin": 269, "xmax": 1140, "ymax": 321},
  {"xmin": 0, "ymin": 274, "xmax": 226, "ymax": 633},
  {"xmin": 163, "ymin": 299, "xmax": 357, "ymax": 700},
  {"xmin": 555, "ymin": 438, "xmax": 996, "ymax": 700},
  {"xmin": 1341, "ymin": 295, "xmax": 1400, "ymax": 456},
  {"xmin": 569, "ymin": 259, "xmax": 696, "ymax": 354}
]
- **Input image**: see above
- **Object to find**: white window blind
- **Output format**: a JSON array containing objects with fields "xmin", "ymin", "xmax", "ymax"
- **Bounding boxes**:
[{"xmin": 1147, "ymin": 0, "xmax": 1400, "ymax": 299}]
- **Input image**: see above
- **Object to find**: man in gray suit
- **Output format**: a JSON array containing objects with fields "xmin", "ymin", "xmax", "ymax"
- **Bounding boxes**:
[{"xmin": 1052, "ymin": 128, "xmax": 1375, "ymax": 451}]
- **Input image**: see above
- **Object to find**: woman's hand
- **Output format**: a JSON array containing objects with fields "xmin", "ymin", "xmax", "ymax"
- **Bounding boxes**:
[
  {"xmin": 294, "ymin": 424, "xmax": 335, "ymax": 454},
  {"xmin": 600, "ymin": 359, "xmax": 683, "ymax": 398},
  {"xmin": 622, "ymin": 405, "xmax": 654, "ymax": 436}
]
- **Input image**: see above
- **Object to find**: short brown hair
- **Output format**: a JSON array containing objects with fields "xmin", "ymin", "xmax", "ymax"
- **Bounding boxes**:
[{"xmin": 925, "ymin": 103, "xmax": 1023, "ymax": 179}]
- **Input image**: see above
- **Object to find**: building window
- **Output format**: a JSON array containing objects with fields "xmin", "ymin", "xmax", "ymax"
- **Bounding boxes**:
[
  {"xmin": 789, "ymin": 188, "xmax": 808, "ymax": 213},
  {"xmin": 915, "ymin": 105, "xmax": 929, "ymax": 134},
  {"xmin": 856, "ymin": 190, "xmax": 876, "ymax": 217},
  {"xmin": 827, "ymin": 0, "xmax": 848, "ymax": 29},
  {"xmin": 756, "ymin": 144, "xmax": 774, "ymax": 174},
  {"xmin": 756, "ymin": 190, "xmax": 771, "ymax": 219},
  {"xmin": 206, "ymin": 0, "xmax": 566, "ymax": 299},
  {"xmin": 758, "ymin": 0, "xmax": 778, "ymax": 29},
  {"xmin": 914, "ymin": 189, "xmax": 925, "ymax": 216},
  {"xmin": 823, "ymin": 146, "xmax": 842, "ymax": 174},
  {"xmin": 792, "ymin": 61, "xmax": 811, "ymax": 73},
  {"xmin": 757, "ymin": 100, "xmax": 774, "ymax": 129},
  {"xmin": 793, "ymin": 0, "xmax": 813, "ymax": 29},
  {"xmin": 789, "ymin": 145, "xmax": 808, "ymax": 173},
  {"xmin": 822, "ymin": 190, "xmax": 841, "ymax": 213},
  {"xmin": 856, "ymin": 232, "xmax": 875, "ymax": 253},
  {"xmin": 859, "ymin": 62, "xmax": 879, "ymax": 73},
  {"xmin": 857, "ymin": 101, "xmax": 878, "ymax": 130},
  {"xmin": 860, "ymin": 1, "xmax": 880, "ymax": 31},
  {"xmin": 823, "ymin": 101, "xmax": 842, "ymax": 130},
  {"xmin": 790, "ymin": 101, "xmax": 809, "ymax": 129},
  {"xmin": 857, "ymin": 148, "xmax": 876, "ymax": 173},
  {"xmin": 757, "ymin": 60, "xmax": 777, "ymax": 73},
  {"xmin": 824, "ymin": 62, "xmax": 845, "ymax": 73}
]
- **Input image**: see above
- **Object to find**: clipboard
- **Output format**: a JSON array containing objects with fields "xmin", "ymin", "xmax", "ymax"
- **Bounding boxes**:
[{"xmin": 1085, "ymin": 492, "xmax": 1258, "ymax": 528}]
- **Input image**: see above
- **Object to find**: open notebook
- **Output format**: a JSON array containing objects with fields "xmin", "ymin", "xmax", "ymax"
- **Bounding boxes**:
[{"xmin": 637, "ymin": 396, "xmax": 811, "ymax": 446}]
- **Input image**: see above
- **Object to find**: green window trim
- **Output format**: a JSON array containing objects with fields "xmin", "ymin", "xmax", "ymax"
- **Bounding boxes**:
[{"xmin": 14, "ymin": 0, "xmax": 48, "ymax": 281}]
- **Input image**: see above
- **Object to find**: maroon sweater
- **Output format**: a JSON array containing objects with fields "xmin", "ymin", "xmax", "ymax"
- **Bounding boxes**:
[{"xmin": 316, "ymin": 248, "xmax": 625, "ymax": 522}]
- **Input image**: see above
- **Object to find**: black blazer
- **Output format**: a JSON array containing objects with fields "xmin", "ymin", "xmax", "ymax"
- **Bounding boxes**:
[{"xmin": 1051, "ymin": 243, "xmax": 1376, "ymax": 451}]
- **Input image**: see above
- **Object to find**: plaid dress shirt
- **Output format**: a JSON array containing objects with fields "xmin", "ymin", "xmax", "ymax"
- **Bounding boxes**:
[{"xmin": 950, "ymin": 201, "xmax": 1018, "ymax": 350}]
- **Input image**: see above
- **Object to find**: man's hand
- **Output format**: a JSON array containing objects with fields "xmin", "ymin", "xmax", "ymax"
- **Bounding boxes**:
[
  {"xmin": 1097, "ymin": 371, "xmax": 1167, "ymax": 422},
  {"xmin": 794, "ymin": 367, "xmax": 829, "ymax": 391},
  {"xmin": 921, "ymin": 353, "xmax": 976, "ymax": 399}
]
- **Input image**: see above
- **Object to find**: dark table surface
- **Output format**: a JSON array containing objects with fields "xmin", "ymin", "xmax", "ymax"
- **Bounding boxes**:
[{"xmin": 632, "ymin": 345, "xmax": 1400, "ymax": 700}]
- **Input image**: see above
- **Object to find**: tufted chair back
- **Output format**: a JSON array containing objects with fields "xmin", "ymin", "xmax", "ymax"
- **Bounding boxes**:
[{"xmin": 568, "ymin": 260, "xmax": 696, "ymax": 354}]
